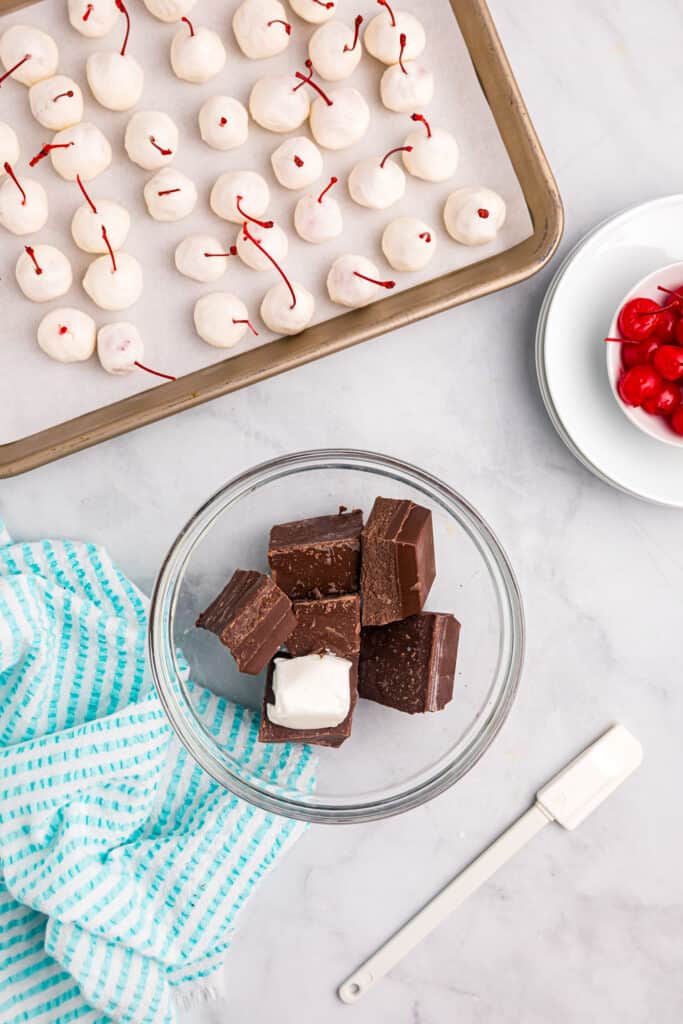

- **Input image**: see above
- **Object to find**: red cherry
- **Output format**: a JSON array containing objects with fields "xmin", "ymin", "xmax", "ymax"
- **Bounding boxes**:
[
  {"xmin": 622, "ymin": 338, "xmax": 660, "ymax": 369},
  {"xmin": 653, "ymin": 345, "xmax": 683, "ymax": 382},
  {"xmin": 642, "ymin": 383, "xmax": 681, "ymax": 416},
  {"xmin": 671, "ymin": 407, "xmax": 683, "ymax": 435},
  {"xmin": 673, "ymin": 318, "xmax": 683, "ymax": 346},
  {"xmin": 653, "ymin": 308, "xmax": 678, "ymax": 342},
  {"xmin": 617, "ymin": 297, "xmax": 660, "ymax": 341},
  {"xmin": 618, "ymin": 364, "xmax": 663, "ymax": 406}
]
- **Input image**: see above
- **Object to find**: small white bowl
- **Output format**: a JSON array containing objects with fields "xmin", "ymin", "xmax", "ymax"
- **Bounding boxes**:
[{"xmin": 606, "ymin": 260, "xmax": 683, "ymax": 447}]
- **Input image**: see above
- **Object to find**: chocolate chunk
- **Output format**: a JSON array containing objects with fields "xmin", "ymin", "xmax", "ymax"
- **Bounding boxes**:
[
  {"xmin": 196, "ymin": 570, "xmax": 295, "ymax": 676},
  {"xmin": 268, "ymin": 510, "xmax": 363, "ymax": 600},
  {"xmin": 288, "ymin": 594, "xmax": 361, "ymax": 660},
  {"xmin": 258, "ymin": 654, "xmax": 358, "ymax": 747},
  {"xmin": 359, "ymin": 613, "xmax": 460, "ymax": 714},
  {"xmin": 361, "ymin": 497, "xmax": 436, "ymax": 626}
]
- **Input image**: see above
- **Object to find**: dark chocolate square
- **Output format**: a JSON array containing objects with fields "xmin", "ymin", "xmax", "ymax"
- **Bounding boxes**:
[
  {"xmin": 287, "ymin": 594, "xmax": 361, "ymax": 660},
  {"xmin": 196, "ymin": 570, "xmax": 295, "ymax": 676},
  {"xmin": 361, "ymin": 497, "xmax": 436, "ymax": 626},
  {"xmin": 359, "ymin": 613, "xmax": 460, "ymax": 714},
  {"xmin": 268, "ymin": 510, "xmax": 363, "ymax": 600},
  {"xmin": 258, "ymin": 654, "xmax": 359, "ymax": 747}
]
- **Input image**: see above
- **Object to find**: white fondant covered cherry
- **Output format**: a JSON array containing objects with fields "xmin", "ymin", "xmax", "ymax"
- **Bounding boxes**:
[
  {"xmin": 364, "ymin": 2, "xmax": 425, "ymax": 65},
  {"xmin": 175, "ymin": 234, "xmax": 234, "ymax": 283},
  {"xmin": 71, "ymin": 177, "xmax": 130, "ymax": 254},
  {"xmin": 29, "ymin": 76, "xmax": 83, "ymax": 131},
  {"xmin": 309, "ymin": 85, "xmax": 369, "ymax": 149},
  {"xmin": 210, "ymin": 170, "xmax": 270, "ymax": 224},
  {"xmin": 16, "ymin": 244, "xmax": 73, "ymax": 302},
  {"xmin": 233, "ymin": 0, "xmax": 292, "ymax": 60},
  {"xmin": 170, "ymin": 17, "xmax": 226, "ymax": 83},
  {"xmin": 124, "ymin": 111, "xmax": 178, "ymax": 171},
  {"xmin": 249, "ymin": 75, "xmax": 310, "ymax": 133},
  {"xmin": 97, "ymin": 321, "xmax": 143, "ymax": 374},
  {"xmin": 0, "ymin": 166, "xmax": 48, "ymax": 235},
  {"xmin": 86, "ymin": 2, "xmax": 143, "ymax": 112},
  {"xmin": 290, "ymin": 0, "xmax": 336, "ymax": 25},
  {"xmin": 37, "ymin": 308, "xmax": 96, "ymax": 363},
  {"xmin": 83, "ymin": 248, "xmax": 143, "ymax": 310},
  {"xmin": 0, "ymin": 123, "xmax": 20, "ymax": 171},
  {"xmin": 271, "ymin": 136, "xmax": 322, "ymax": 190},
  {"xmin": 348, "ymin": 146, "xmax": 408, "ymax": 209},
  {"xmin": 380, "ymin": 60, "xmax": 433, "ymax": 113},
  {"xmin": 199, "ymin": 96, "xmax": 249, "ymax": 151},
  {"xmin": 444, "ymin": 186, "xmax": 506, "ymax": 245},
  {"xmin": 194, "ymin": 293, "xmax": 255, "ymax": 349},
  {"xmin": 0, "ymin": 26, "xmax": 59, "ymax": 87},
  {"xmin": 309, "ymin": 17, "xmax": 363, "ymax": 81},
  {"xmin": 261, "ymin": 281, "xmax": 314, "ymax": 335},
  {"xmin": 43, "ymin": 122, "xmax": 112, "ymax": 182},
  {"xmin": 382, "ymin": 217, "xmax": 435, "ymax": 272},
  {"xmin": 327, "ymin": 254, "xmax": 395, "ymax": 307},
  {"xmin": 235, "ymin": 222, "xmax": 288, "ymax": 271},
  {"xmin": 144, "ymin": 168, "xmax": 197, "ymax": 221},
  {"xmin": 294, "ymin": 176, "xmax": 342, "ymax": 244},
  {"xmin": 68, "ymin": 0, "xmax": 119, "ymax": 39},
  {"xmin": 402, "ymin": 114, "xmax": 458, "ymax": 182},
  {"xmin": 143, "ymin": 0, "xmax": 197, "ymax": 23}
]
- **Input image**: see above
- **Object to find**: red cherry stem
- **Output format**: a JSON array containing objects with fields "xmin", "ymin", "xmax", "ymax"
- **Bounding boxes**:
[
  {"xmin": 267, "ymin": 19, "xmax": 292, "ymax": 34},
  {"xmin": 377, "ymin": 0, "xmax": 396, "ymax": 27},
  {"xmin": 317, "ymin": 176, "xmax": 338, "ymax": 203},
  {"xmin": 236, "ymin": 195, "xmax": 273, "ymax": 229},
  {"xmin": 115, "ymin": 0, "xmax": 131, "ymax": 57},
  {"xmin": 398, "ymin": 32, "xmax": 408, "ymax": 74},
  {"xmin": 419, "ymin": 231, "xmax": 432, "ymax": 242},
  {"xmin": 83, "ymin": 3, "xmax": 94, "ymax": 21},
  {"xmin": 29, "ymin": 142, "xmax": 74, "ymax": 167},
  {"xmin": 312, "ymin": 0, "xmax": 334, "ymax": 8},
  {"xmin": 149, "ymin": 136, "xmax": 172, "ymax": 156},
  {"xmin": 76, "ymin": 174, "xmax": 97, "ymax": 214},
  {"xmin": 242, "ymin": 222, "xmax": 297, "ymax": 309},
  {"xmin": 380, "ymin": 145, "xmax": 412, "ymax": 168},
  {"xmin": 411, "ymin": 112, "xmax": 431, "ymax": 138},
  {"xmin": 353, "ymin": 271, "xmax": 395, "ymax": 289},
  {"xmin": 604, "ymin": 337, "xmax": 637, "ymax": 344},
  {"xmin": 343, "ymin": 15, "xmax": 363, "ymax": 52},
  {"xmin": 293, "ymin": 60, "xmax": 333, "ymax": 106},
  {"xmin": 232, "ymin": 318, "xmax": 259, "ymax": 336},
  {"xmin": 3, "ymin": 163, "xmax": 26, "ymax": 205},
  {"xmin": 134, "ymin": 361, "xmax": 176, "ymax": 381},
  {"xmin": 158, "ymin": 188, "xmax": 181, "ymax": 196},
  {"xmin": 0, "ymin": 54, "xmax": 30, "ymax": 87},
  {"xmin": 24, "ymin": 246, "xmax": 43, "ymax": 275},
  {"xmin": 53, "ymin": 90, "xmax": 75, "ymax": 102},
  {"xmin": 101, "ymin": 225, "xmax": 117, "ymax": 272},
  {"xmin": 181, "ymin": 15, "xmax": 194, "ymax": 36},
  {"xmin": 204, "ymin": 246, "xmax": 238, "ymax": 257}
]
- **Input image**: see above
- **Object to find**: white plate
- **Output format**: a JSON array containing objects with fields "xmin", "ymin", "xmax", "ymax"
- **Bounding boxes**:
[{"xmin": 536, "ymin": 195, "xmax": 683, "ymax": 507}]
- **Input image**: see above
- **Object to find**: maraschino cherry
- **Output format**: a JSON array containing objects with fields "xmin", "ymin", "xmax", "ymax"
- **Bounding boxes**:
[
  {"xmin": 653, "ymin": 345, "xmax": 683, "ymax": 382},
  {"xmin": 618, "ymin": 364, "xmax": 662, "ymax": 407},
  {"xmin": 642, "ymin": 383, "xmax": 681, "ymax": 416}
]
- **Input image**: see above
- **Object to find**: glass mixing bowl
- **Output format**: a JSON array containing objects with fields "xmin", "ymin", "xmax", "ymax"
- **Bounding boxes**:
[{"xmin": 149, "ymin": 450, "xmax": 524, "ymax": 824}]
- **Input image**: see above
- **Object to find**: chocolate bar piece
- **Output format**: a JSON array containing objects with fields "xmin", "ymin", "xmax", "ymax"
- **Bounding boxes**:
[
  {"xmin": 258, "ymin": 653, "xmax": 358, "ymax": 747},
  {"xmin": 287, "ymin": 594, "xmax": 361, "ymax": 660},
  {"xmin": 359, "ymin": 613, "xmax": 460, "ymax": 714},
  {"xmin": 361, "ymin": 497, "xmax": 436, "ymax": 626},
  {"xmin": 196, "ymin": 570, "xmax": 295, "ymax": 676},
  {"xmin": 268, "ymin": 510, "xmax": 363, "ymax": 600}
]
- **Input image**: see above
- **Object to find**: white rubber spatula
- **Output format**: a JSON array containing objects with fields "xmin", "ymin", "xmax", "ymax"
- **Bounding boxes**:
[{"xmin": 338, "ymin": 724, "xmax": 642, "ymax": 1005}]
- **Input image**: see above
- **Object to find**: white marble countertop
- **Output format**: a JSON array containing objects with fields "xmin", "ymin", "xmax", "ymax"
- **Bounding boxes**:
[{"xmin": 4, "ymin": 2, "xmax": 683, "ymax": 1021}]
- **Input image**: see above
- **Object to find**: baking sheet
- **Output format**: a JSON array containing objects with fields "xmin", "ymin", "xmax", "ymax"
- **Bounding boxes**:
[{"xmin": 0, "ymin": 0, "xmax": 532, "ymax": 445}]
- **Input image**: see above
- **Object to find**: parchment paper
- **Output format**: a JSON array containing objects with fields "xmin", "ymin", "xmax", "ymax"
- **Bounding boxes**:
[{"xmin": 0, "ymin": 0, "xmax": 532, "ymax": 445}]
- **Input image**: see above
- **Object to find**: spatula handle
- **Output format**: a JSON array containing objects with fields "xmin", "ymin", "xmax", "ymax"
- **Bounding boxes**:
[{"xmin": 338, "ymin": 803, "xmax": 551, "ymax": 1004}]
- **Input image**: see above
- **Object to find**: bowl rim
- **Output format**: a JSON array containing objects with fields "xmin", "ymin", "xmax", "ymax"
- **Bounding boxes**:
[
  {"xmin": 148, "ymin": 449, "xmax": 525, "ymax": 824},
  {"xmin": 606, "ymin": 259, "xmax": 683, "ymax": 447}
]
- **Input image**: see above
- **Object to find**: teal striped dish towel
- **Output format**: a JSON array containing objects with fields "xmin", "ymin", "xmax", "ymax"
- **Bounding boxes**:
[{"xmin": 0, "ymin": 518, "xmax": 315, "ymax": 1024}]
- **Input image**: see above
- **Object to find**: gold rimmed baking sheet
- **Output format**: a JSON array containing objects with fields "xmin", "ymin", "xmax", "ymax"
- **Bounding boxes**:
[{"xmin": 0, "ymin": 0, "xmax": 563, "ymax": 477}]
